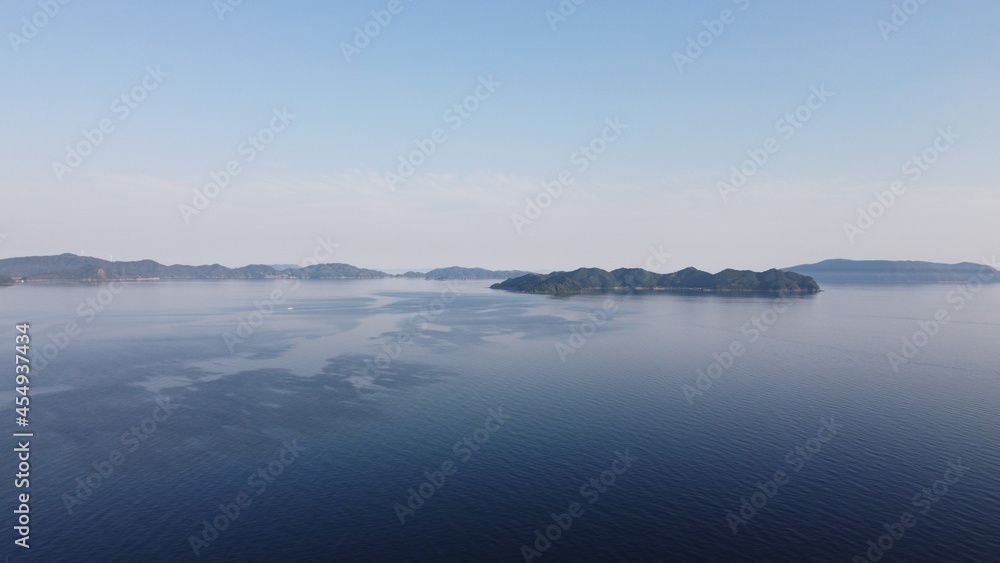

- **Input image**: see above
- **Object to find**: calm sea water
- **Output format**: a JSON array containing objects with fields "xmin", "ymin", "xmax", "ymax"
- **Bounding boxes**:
[{"xmin": 0, "ymin": 279, "xmax": 997, "ymax": 562}]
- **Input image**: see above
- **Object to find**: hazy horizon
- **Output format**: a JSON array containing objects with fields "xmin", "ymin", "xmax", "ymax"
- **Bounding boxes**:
[
  {"xmin": 3, "ymin": 2, "xmax": 997, "ymax": 272},
  {"xmin": 4, "ymin": 251, "xmax": 997, "ymax": 277}
]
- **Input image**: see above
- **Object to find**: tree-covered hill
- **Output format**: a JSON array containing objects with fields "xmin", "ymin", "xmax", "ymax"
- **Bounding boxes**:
[{"xmin": 491, "ymin": 267, "xmax": 820, "ymax": 294}]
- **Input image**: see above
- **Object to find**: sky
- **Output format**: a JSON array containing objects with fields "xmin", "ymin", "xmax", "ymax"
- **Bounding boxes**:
[{"xmin": 1, "ymin": 0, "xmax": 998, "ymax": 273}]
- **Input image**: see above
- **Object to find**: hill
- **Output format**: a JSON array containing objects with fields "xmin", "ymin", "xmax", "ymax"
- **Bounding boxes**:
[
  {"xmin": 293, "ymin": 263, "xmax": 388, "ymax": 279},
  {"xmin": 491, "ymin": 267, "xmax": 820, "ymax": 294},
  {"xmin": 0, "ymin": 254, "xmax": 533, "ymax": 283},
  {"xmin": 0, "ymin": 254, "xmax": 390, "ymax": 281},
  {"xmin": 782, "ymin": 259, "xmax": 999, "ymax": 284},
  {"xmin": 423, "ymin": 267, "xmax": 533, "ymax": 280}
]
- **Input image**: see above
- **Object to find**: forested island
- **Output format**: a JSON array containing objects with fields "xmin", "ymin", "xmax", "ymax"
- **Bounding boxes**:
[
  {"xmin": 490, "ymin": 267, "xmax": 821, "ymax": 294},
  {"xmin": 417, "ymin": 267, "xmax": 534, "ymax": 280}
]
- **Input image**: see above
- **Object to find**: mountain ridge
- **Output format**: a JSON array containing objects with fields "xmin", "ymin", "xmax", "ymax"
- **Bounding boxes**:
[
  {"xmin": 490, "ymin": 266, "xmax": 820, "ymax": 294},
  {"xmin": 0, "ymin": 254, "xmax": 531, "ymax": 283},
  {"xmin": 4, "ymin": 255, "xmax": 991, "ymax": 287},
  {"xmin": 422, "ymin": 266, "xmax": 534, "ymax": 280},
  {"xmin": 782, "ymin": 259, "xmax": 999, "ymax": 284}
]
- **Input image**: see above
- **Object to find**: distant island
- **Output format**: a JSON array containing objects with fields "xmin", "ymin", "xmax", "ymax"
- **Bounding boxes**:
[
  {"xmin": 490, "ymin": 267, "xmax": 820, "ymax": 294},
  {"xmin": 782, "ymin": 259, "xmax": 999, "ymax": 284},
  {"xmin": 0, "ymin": 254, "xmax": 383, "ymax": 282},
  {"xmin": 0, "ymin": 254, "xmax": 528, "ymax": 283},
  {"xmin": 419, "ymin": 267, "xmax": 534, "ymax": 280}
]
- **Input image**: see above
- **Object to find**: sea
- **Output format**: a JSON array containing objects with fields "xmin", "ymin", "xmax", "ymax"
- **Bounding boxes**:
[{"xmin": 0, "ymin": 278, "xmax": 997, "ymax": 562}]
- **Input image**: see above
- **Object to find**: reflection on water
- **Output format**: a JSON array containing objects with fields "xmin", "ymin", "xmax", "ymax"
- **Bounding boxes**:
[{"xmin": 0, "ymin": 280, "xmax": 997, "ymax": 562}]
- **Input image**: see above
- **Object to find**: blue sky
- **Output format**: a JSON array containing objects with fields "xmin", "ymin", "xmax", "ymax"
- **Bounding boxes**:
[{"xmin": 2, "ymin": 0, "xmax": 997, "ymax": 272}]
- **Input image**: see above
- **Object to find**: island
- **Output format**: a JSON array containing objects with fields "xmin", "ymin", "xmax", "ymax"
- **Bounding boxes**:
[
  {"xmin": 0, "ymin": 274, "xmax": 15, "ymax": 286},
  {"xmin": 0, "ymin": 254, "xmax": 533, "ymax": 284},
  {"xmin": 782, "ymin": 259, "xmax": 1000, "ymax": 284},
  {"xmin": 421, "ymin": 267, "xmax": 534, "ymax": 280},
  {"xmin": 490, "ymin": 267, "xmax": 820, "ymax": 294}
]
